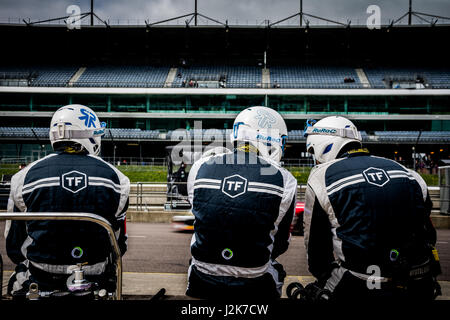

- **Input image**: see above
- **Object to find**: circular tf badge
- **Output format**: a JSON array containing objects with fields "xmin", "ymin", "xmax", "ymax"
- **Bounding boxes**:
[
  {"xmin": 389, "ymin": 249, "xmax": 399, "ymax": 262},
  {"xmin": 71, "ymin": 246, "xmax": 84, "ymax": 259},
  {"xmin": 222, "ymin": 248, "xmax": 233, "ymax": 260}
]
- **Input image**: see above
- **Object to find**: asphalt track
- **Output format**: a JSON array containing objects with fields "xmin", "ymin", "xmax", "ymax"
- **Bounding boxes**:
[{"xmin": 1, "ymin": 222, "xmax": 449, "ymax": 298}]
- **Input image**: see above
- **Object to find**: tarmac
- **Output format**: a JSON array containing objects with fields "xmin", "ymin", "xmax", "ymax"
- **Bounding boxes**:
[
  {"xmin": 120, "ymin": 272, "xmax": 450, "ymax": 300},
  {"xmin": 2, "ymin": 206, "xmax": 450, "ymax": 300},
  {"xmin": 123, "ymin": 208, "xmax": 450, "ymax": 300},
  {"xmin": 3, "ymin": 272, "xmax": 449, "ymax": 300}
]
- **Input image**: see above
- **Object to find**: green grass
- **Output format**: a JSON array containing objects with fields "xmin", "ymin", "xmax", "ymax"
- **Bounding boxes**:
[
  {"xmin": 115, "ymin": 165, "xmax": 167, "ymax": 183},
  {"xmin": 0, "ymin": 164, "xmax": 440, "ymax": 186},
  {"xmin": 0, "ymin": 164, "xmax": 22, "ymax": 176},
  {"xmin": 286, "ymin": 167, "xmax": 312, "ymax": 185},
  {"xmin": 420, "ymin": 174, "xmax": 439, "ymax": 187}
]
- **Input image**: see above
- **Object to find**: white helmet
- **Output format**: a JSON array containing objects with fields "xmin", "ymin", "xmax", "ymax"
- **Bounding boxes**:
[
  {"xmin": 230, "ymin": 106, "xmax": 288, "ymax": 163},
  {"xmin": 304, "ymin": 116, "xmax": 362, "ymax": 164},
  {"xmin": 49, "ymin": 104, "xmax": 105, "ymax": 156}
]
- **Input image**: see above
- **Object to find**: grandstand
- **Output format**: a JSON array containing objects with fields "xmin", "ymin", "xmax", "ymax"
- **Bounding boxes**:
[
  {"xmin": 2, "ymin": 127, "xmax": 450, "ymax": 144},
  {"xmin": 74, "ymin": 65, "xmax": 171, "ymax": 88},
  {"xmin": 0, "ymin": 20, "xmax": 449, "ymax": 166},
  {"xmin": 2, "ymin": 64, "xmax": 450, "ymax": 89}
]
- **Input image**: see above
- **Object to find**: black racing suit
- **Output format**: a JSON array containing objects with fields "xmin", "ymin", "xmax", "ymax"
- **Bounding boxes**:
[
  {"xmin": 186, "ymin": 149, "xmax": 297, "ymax": 299},
  {"xmin": 304, "ymin": 149, "xmax": 440, "ymax": 301},
  {"xmin": 5, "ymin": 152, "xmax": 129, "ymax": 296}
]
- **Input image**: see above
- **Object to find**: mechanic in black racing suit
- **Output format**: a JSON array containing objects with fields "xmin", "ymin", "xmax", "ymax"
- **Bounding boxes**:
[
  {"xmin": 5, "ymin": 105, "xmax": 129, "ymax": 298},
  {"xmin": 303, "ymin": 116, "xmax": 441, "ymax": 301},
  {"xmin": 185, "ymin": 106, "xmax": 297, "ymax": 299}
]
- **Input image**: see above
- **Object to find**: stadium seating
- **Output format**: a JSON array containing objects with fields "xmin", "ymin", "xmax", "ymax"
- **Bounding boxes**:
[
  {"xmin": 0, "ymin": 66, "xmax": 78, "ymax": 87},
  {"xmin": 287, "ymin": 130, "xmax": 368, "ymax": 142},
  {"xmin": 0, "ymin": 127, "xmax": 49, "ymax": 139},
  {"xmin": 103, "ymin": 128, "xmax": 161, "ymax": 140},
  {"xmin": 74, "ymin": 66, "xmax": 170, "ymax": 88},
  {"xmin": 364, "ymin": 67, "xmax": 450, "ymax": 89},
  {"xmin": 173, "ymin": 64, "xmax": 261, "ymax": 88},
  {"xmin": 1, "ymin": 64, "xmax": 449, "ymax": 89},
  {"xmin": 269, "ymin": 65, "xmax": 363, "ymax": 89},
  {"xmin": 373, "ymin": 131, "xmax": 450, "ymax": 143},
  {"xmin": 2, "ymin": 127, "xmax": 449, "ymax": 143}
]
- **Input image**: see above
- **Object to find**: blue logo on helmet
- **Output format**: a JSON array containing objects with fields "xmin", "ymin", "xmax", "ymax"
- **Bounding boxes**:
[
  {"xmin": 312, "ymin": 128, "xmax": 337, "ymax": 134},
  {"xmin": 256, "ymin": 133, "xmax": 281, "ymax": 144},
  {"xmin": 79, "ymin": 109, "xmax": 97, "ymax": 128},
  {"xmin": 255, "ymin": 109, "xmax": 276, "ymax": 128}
]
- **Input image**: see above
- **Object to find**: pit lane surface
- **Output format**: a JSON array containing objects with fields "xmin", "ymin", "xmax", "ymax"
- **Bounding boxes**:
[{"xmin": 1, "ymin": 222, "xmax": 449, "ymax": 280}]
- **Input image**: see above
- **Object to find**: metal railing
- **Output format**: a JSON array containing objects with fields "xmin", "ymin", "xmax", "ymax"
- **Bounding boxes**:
[
  {"xmin": 134, "ymin": 182, "xmax": 169, "ymax": 211},
  {"xmin": 103, "ymin": 157, "xmax": 166, "ymax": 167},
  {"xmin": 439, "ymin": 166, "xmax": 450, "ymax": 215},
  {"xmin": 0, "ymin": 212, "xmax": 122, "ymax": 300},
  {"xmin": 130, "ymin": 181, "xmax": 309, "ymax": 211},
  {"xmin": 2, "ymin": 16, "xmax": 449, "ymax": 27}
]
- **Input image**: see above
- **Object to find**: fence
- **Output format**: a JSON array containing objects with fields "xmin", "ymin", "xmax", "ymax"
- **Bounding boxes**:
[
  {"xmin": 130, "ymin": 182, "xmax": 309, "ymax": 212},
  {"xmin": 439, "ymin": 166, "xmax": 450, "ymax": 215},
  {"xmin": 103, "ymin": 157, "xmax": 167, "ymax": 167}
]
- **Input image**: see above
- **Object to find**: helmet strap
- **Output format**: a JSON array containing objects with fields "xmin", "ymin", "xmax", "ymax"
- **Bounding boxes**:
[
  {"xmin": 64, "ymin": 146, "xmax": 86, "ymax": 154},
  {"xmin": 53, "ymin": 141, "xmax": 86, "ymax": 154},
  {"xmin": 236, "ymin": 142, "xmax": 259, "ymax": 154},
  {"xmin": 338, "ymin": 147, "xmax": 369, "ymax": 159}
]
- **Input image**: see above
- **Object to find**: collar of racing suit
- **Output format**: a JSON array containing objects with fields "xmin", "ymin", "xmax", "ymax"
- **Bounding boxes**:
[
  {"xmin": 236, "ymin": 143, "xmax": 259, "ymax": 154},
  {"xmin": 338, "ymin": 148, "xmax": 370, "ymax": 159}
]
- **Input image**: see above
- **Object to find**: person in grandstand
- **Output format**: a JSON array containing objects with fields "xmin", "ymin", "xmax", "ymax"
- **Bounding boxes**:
[
  {"xmin": 303, "ymin": 116, "xmax": 441, "ymax": 301},
  {"xmin": 185, "ymin": 106, "xmax": 297, "ymax": 299},
  {"xmin": 5, "ymin": 104, "xmax": 129, "ymax": 298}
]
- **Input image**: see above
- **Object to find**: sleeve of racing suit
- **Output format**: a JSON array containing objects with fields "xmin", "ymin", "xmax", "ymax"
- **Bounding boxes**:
[
  {"xmin": 304, "ymin": 184, "xmax": 335, "ymax": 283},
  {"xmin": 272, "ymin": 196, "xmax": 296, "ymax": 260},
  {"xmin": 111, "ymin": 168, "xmax": 130, "ymax": 257},
  {"xmin": 116, "ymin": 198, "xmax": 129, "ymax": 256},
  {"xmin": 187, "ymin": 158, "xmax": 203, "ymax": 206},
  {"xmin": 424, "ymin": 191, "xmax": 437, "ymax": 246},
  {"xmin": 5, "ymin": 176, "xmax": 28, "ymax": 265},
  {"xmin": 409, "ymin": 169, "xmax": 436, "ymax": 245},
  {"xmin": 5, "ymin": 211, "xmax": 28, "ymax": 264}
]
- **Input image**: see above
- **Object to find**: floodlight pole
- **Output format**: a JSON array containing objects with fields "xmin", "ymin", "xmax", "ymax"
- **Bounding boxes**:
[
  {"xmin": 148, "ymin": 0, "xmax": 225, "ymax": 27},
  {"xmin": 91, "ymin": 0, "xmax": 94, "ymax": 26},
  {"xmin": 393, "ymin": 0, "xmax": 450, "ymax": 26},
  {"xmin": 24, "ymin": 0, "xmax": 108, "ymax": 27},
  {"xmin": 408, "ymin": 0, "xmax": 412, "ymax": 25},
  {"xmin": 269, "ymin": 1, "xmax": 347, "ymax": 28},
  {"xmin": 195, "ymin": 0, "xmax": 198, "ymax": 26},
  {"xmin": 300, "ymin": 0, "xmax": 303, "ymax": 27}
]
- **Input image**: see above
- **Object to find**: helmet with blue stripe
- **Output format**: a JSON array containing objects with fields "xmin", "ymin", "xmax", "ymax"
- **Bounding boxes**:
[
  {"xmin": 304, "ymin": 116, "xmax": 362, "ymax": 164},
  {"xmin": 50, "ymin": 104, "xmax": 106, "ymax": 156},
  {"xmin": 230, "ymin": 106, "xmax": 288, "ymax": 163}
]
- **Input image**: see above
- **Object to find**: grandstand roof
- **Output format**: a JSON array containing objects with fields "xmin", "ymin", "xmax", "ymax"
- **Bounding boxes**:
[{"xmin": 1, "ymin": 24, "xmax": 449, "ymax": 66}]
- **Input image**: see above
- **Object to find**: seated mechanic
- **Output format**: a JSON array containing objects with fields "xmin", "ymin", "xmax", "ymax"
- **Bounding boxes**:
[
  {"xmin": 186, "ymin": 106, "xmax": 297, "ymax": 299},
  {"xmin": 5, "ymin": 104, "xmax": 129, "ymax": 298},
  {"xmin": 303, "ymin": 116, "xmax": 441, "ymax": 301},
  {"xmin": 174, "ymin": 162, "xmax": 188, "ymax": 196}
]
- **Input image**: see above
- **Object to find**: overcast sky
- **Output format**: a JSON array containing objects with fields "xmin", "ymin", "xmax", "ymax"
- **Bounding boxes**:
[{"xmin": 1, "ymin": 0, "xmax": 450, "ymax": 26}]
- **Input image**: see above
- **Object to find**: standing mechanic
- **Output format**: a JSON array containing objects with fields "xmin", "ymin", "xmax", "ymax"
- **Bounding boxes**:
[
  {"xmin": 186, "ymin": 106, "xmax": 297, "ymax": 299},
  {"xmin": 303, "ymin": 116, "xmax": 441, "ymax": 301},
  {"xmin": 5, "ymin": 104, "xmax": 129, "ymax": 298}
]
